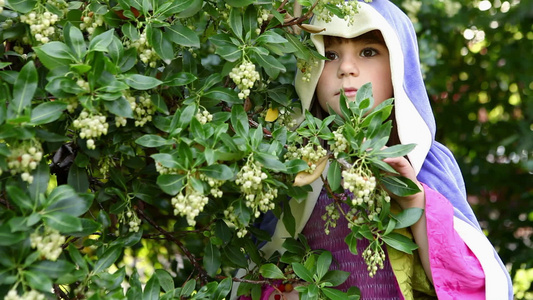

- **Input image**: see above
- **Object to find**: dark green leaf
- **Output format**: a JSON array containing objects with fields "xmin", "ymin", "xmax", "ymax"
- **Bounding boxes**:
[
  {"xmin": 6, "ymin": 185, "xmax": 34, "ymax": 213},
  {"xmin": 282, "ymin": 202, "xmax": 296, "ymax": 237},
  {"xmin": 224, "ymin": 0, "xmax": 254, "ymax": 7},
  {"xmin": 392, "ymin": 207, "xmax": 424, "ymax": 229},
  {"xmin": 203, "ymin": 87, "xmax": 240, "ymax": 104},
  {"xmin": 24, "ymin": 270, "xmax": 53, "ymax": 293},
  {"xmin": 10, "ymin": 61, "xmax": 37, "ymax": 117},
  {"xmin": 155, "ymin": 0, "xmax": 194, "ymax": 16},
  {"xmin": 5, "ymin": 0, "xmax": 37, "ymax": 13},
  {"xmin": 327, "ymin": 160, "xmax": 342, "ymax": 191},
  {"xmin": 381, "ymin": 232, "xmax": 419, "ymax": 254},
  {"xmin": 30, "ymin": 101, "xmax": 67, "ymax": 125},
  {"xmin": 155, "ymin": 269, "xmax": 174, "ymax": 292},
  {"xmin": 381, "ymin": 176, "xmax": 421, "ymax": 197},
  {"xmin": 88, "ymin": 29, "xmax": 115, "ymax": 52},
  {"xmin": 321, "ymin": 270, "xmax": 350, "ymax": 287},
  {"xmin": 149, "ymin": 26, "xmax": 173, "ymax": 61},
  {"xmin": 157, "ymin": 174, "xmax": 185, "ymax": 195},
  {"xmin": 292, "ymin": 262, "xmax": 313, "ymax": 282},
  {"xmin": 344, "ymin": 231, "xmax": 358, "ymax": 255},
  {"xmin": 316, "ymin": 251, "xmax": 332, "ymax": 281},
  {"xmin": 259, "ymin": 264, "xmax": 286, "ymax": 279},
  {"xmin": 143, "ymin": 273, "xmax": 160, "ymax": 300},
  {"xmin": 65, "ymin": 23, "xmax": 87, "ymax": 60},
  {"xmin": 46, "ymin": 185, "xmax": 92, "ymax": 216},
  {"xmin": 228, "ymin": 8, "xmax": 243, "ymax": 39},
  {"xmin": 204, "ymin": 240, "xmax": 221, "ymax": 277},
  {"xmin": 94, "ymin": 245, "xmax": 123, "ymax": 273},
  {"xmin": 322, "ymin": 287, "xmax": 348, "ymax": 300},
  {"xmin": 123, "ymin": 74, "xmax": 163, "ymax": 90},
  {"xmin": 255, "ymin": 152, "xmax": 286, "ymax": 172},
  {"xmin": 251, "ymin": 53, "xmax": 285, "ymax": 79},
  {"xmin": 0, "ymin": 224, "xmax": 27, "ymax": 246},
  {"xmin": 199, "ymin": 164, "xmax": 234, "ymax": 180},
  {"xmin": 43, "ymin": 211, "xmax": 83, "ymax": 233},
  {"xmin": 135, "ymin": 134, "xmax": 172, "ymax": 147},
  {"xmin": 166, "ymin": 24, "xmax": 200, "ymax": 48},
  {"xmin": 164, "ymin": 72, "xmax": 197, "ymax": 86},
  {"xmin": 103, "ymin": 96, "xmax": 134, "ymax": 118},
  {"xmin": 29, "ymin": 260, "xmax": 76, "ymax": 279}
]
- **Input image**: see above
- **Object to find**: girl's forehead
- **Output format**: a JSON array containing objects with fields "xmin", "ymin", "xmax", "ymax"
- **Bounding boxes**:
[{"xmin": 323, "ymin": 30, "xmax": 386, "ymax": 46}]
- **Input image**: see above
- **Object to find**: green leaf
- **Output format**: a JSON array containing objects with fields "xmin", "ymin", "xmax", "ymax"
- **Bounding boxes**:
[
  {"xmin": 157, "ymin": 174, "xmax": 185, "ymax": 195},
  {"xmin": 382, "ymin": 232, "xmax": 419, "ymax": 254},
  {"xmin": 24, "ymin": 270, "xmax": 53, "ymax": 293},
  {"xmin": 30, "ymin": 101, "xmax": 67, "ymax": 125},
  {"xmin": 124, "ymin": 74, "xmax": 163, "ymax": 90},
  {"xmin": 255, "ymin": 31, "xmax": 288, "ymax": 45},
  {"xmin": 230, "ymin": 104, "xmax": 249, "ymax": 137},
  {"xmin": 151, "ymin": 153, "xmax": 181, "ymax": 169},
  {"xmin": 5, "ymin": 0, "xmax": 37, "ymax": 13},
  {"xmin": 103, "ymin": 96, "xmax": 134, "ymax": 118},
  {"xmin": 322, "ymin": 287, "xmax": 348, "ymax": 300},
  {"xmin": 6, "ymin": 185, "xmax": 34, "ymax": 213},
  {"xmin": 204, "ymin": 240, "xmax": 221, "ymax": 277},
  {"xmin": 374, "ymin": 144, "xmax": 416, "ymax": 159},
  {"xmin": 67, "ymin": 164, "xmax": 90, "ymax": 193},
  {"xmin": 94, "ymin": 245, "xmax": 123, "ymax": 273},
  {"xmin": 344, "ymin": 231, "xmax": 358, "ymax": 255},
  {"xmin": 10, "ymin": 61, "xmax": 37, "ymax": 117},
  {"xmin": 43, "ymin": 211, "xmax": 83, "ymax": 233},
  {"xmin": 321, "ymin": 270, "xmax": 350, "ymax": 287},
  {"xmin": 149, "ymin": 26, "xmax": 173, "ymax": 62},
  {"xmin": 392, "ymin": 207, "xmax": 424, "ymax": 229},
  {"xmin": 282, "ymin": 203, "xmax": 296, "ymax": 237},
  {"xmin": 33, "ymin": 42, "xmax": 75, "ymax": 69},
  {"xmin": 0, "ymin": 224, "xmax": 27, "ymax": 246},
  {"xmin": 29, "ymin": 260, "xmax": 76, "ymax": 279},
  {"xmin": 327, "ymin": 160, "xmax": 342, "ymax": 192},
  {"xmin": 65, "ymin": 23, "xmax": 87, "ymax": 60},
  {"xmin": 316, "ymin": 251, "xmax": 332, "ymax": 281},
  {"xmin": 181, "ymin": 280, "xmax": 196, "ymax": 297},
  {"xmin": 155, "ymin": 0, "xmax": 193, "ymax": 16},
  {"xmin": 88, "ymin": 29, "xmax": 115, "ymax": 52},
  {"xmin": 285, "ymin": 159, "xmax": 309, "ymax": 174},
  {"xmin": 155, "ymin": 269, "xmax": 174, "ymax": 292},
  {"xmin": 259, "ymin": 263, "xmax": 286, "ymax": 279},
  {"xmin": 166, "ymin": 24, "xmax": 200, "ymax": 48},
  {"xmin": 252, "ymin": 53, "xmax": 285, "ymax": 79},
  {"xmin": 222, "ymin": 244, "xmax": 248, "ymax": 268},
  {"xmin": 229, "ymin": 8, "xmax": 243, "ymax": 39},
  {"xmin": 46, "ymin": 185, "xmax": 92, "ymax": 216},
  {"xmin": 199, "ymin": 164, "xmax": 234, "ymax": 180},
  {"xmin": 215, "ymin": 45, "xmax": 241, "ymax": 62},
  {"xmin": 135, "ymin": 134, "xmax": 172, "ymax": 147},
  {"xmin": 203, "ymin": 87, "xmax": 240, "ymax": 104},
  {"xmin": 224, "ymin": 0, "xmax": 254, "ymax": 7},
  {"xmin": 164, "ymin": 72, "xmax": 197, "ymax": 86},
  {"xmin": 212, "ymin": 277, "xmax": 232, "ymax": 300},
  {"xmin": 292, "ymin": 262, "xmax": 313, "ymax": 282},
  {"xmin": 381, "ymin": 176, "xmax": 421, "ymax": 197},
  {"xmin": 255, "ymin": 152, "xmax": 287, "ymax": 172},
  {"xmin": 143, "ymin": 274, "xmax": 160, "ymax": 300}
]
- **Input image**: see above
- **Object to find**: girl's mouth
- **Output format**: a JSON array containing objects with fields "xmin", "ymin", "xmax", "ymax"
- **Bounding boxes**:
[{"xmin": 338, "ymin": 87, "xmax": 358, "ymax": 97}]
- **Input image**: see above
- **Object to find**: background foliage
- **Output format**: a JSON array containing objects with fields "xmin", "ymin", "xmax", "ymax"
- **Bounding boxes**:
[{"xmin": 0, "ymin": 0, "xmax": 531, "ymax": 299}]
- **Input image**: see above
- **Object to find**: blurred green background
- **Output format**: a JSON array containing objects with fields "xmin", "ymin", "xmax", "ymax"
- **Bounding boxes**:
[{"xmin": 394, "ymin": 0, "xmax": 532, "ymax": 298}]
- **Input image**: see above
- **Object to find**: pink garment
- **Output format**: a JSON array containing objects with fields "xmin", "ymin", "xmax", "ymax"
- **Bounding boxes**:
[{"xmin": 424, "ymin": 183, "xmax": 485, "ymax": 299}]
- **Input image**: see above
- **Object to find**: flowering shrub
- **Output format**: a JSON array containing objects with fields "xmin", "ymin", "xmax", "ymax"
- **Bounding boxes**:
[{"xmin": 0, "ymin": 0, "xmax": 421, "ymax": 299}]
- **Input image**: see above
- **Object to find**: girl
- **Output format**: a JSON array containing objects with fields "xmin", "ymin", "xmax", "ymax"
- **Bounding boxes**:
[{"xmin": 235, "ymin": 1, "xmax": 512, "ymax": 299}]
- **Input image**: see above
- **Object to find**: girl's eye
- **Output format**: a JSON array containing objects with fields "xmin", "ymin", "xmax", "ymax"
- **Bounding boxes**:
[
  {"xmin": 324, "ymin": 51, "xmax": 338, "ymax": 61},
  {"xmin": 361, "ymin": 48, "xmax": 378, "ymax": 57}
]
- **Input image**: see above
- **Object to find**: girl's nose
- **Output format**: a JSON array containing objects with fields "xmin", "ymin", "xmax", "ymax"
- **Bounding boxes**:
[{"xmin": 338, "ymin": 57, "xmax": 359, "ymax": 78}]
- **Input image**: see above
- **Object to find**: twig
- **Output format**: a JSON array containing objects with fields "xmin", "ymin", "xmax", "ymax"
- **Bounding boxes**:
[{"xmin": 136, "ymin": 208, "xmax": 210, "ymax": 284}]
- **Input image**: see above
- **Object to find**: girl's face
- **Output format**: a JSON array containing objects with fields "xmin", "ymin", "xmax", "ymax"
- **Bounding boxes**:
[{"xmin": 316, "ymin": 33, "xmax": 393, "ymax": 115}]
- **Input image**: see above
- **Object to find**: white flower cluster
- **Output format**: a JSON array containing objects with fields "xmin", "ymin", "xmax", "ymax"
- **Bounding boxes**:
[
  {"xmin": 199, "ymin": 174, "xmax": 224, "ymax": 198},
  {"xmin": 123, "ymin": 209, "xmax": 141, "ymax": 232},
  {"xmin": 342, "ymin": 168, "xmax": 377, "ymax": 204},
  {"xmin": 321, "ymin": 202, "xmax": 340, "ymax": 235},
  {"xmin": 296, "ymin": 58, "xmax": 318, "ymax": 82},
  {"xmin": 154, "ymin": 162, "xmax": 178, "ymax": 175},
  {"xmin": 229, "ymin": 60, "xmax": 260, "ymax": 99},
  {"xmin": 20, "ymin": 11, "xmax": 59, "ymax": 44},
  {"xmin": 126, "ymin": 31, "xmax": 158, "ymax": 68},
  {"xmin": 299, "ymin": 144, "xmax": 327, "ymax": 173},
  {"xmin": 171, "ymin": 189, "xmax": 209, "ymax": 226},
  {"xmin": 330, "ymin": 128, "xmax": 349, "ymax": 157},
  {"xmin": 314, "ymin": 0, "xmax": 360, "ymax": 26},
  {"xmin": 255, "ymin": 9, "xmax": 269, "ymax": 34},
  {"xmin": 80, "ymin": 12, "xmax": 104, "ymax": 35},
  {"xmin": 223, "ymin": 206, "xmax": 247, "ymax": 238},
  {"xmin": 235, "ymin": 159, "xmax": 277, "ymax": 218},
  {"xmin": 63, "ymin": 97, "xmax": 79, "ymax": 113},
  {"xmin": 4, "ymin": 289, "xmax": 45, "ymax": 300},
  {"xmin": 123, "ymin": 91, "xmax": 154, "ymax": 127},
  {"xmin": 30, "ymin": 227, "xmax": 65, "ymax": 261},
  {"xmin": 5, "ymin": 143, "xmax": 43, "ymax": 183},
  {"xmin": 362, "ymin": 245, "xmax": 385, "ymax": 277},
  {"xmin": 76, "ymin": 78, "xmax": 90, "ymax": 92},
  {"xmin": 73, "ymin": 110, "xmax": 109, "ymax": 150},
  {"xmin": 195, "ymin": 108, "xmax": 213, "ymax": 125}
]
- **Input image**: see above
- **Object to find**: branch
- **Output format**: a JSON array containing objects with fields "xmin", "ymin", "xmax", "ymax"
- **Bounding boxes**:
[{"xmin": 136, "ymin": 208, "xmax": 210, "ymax": 284}]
